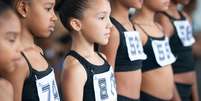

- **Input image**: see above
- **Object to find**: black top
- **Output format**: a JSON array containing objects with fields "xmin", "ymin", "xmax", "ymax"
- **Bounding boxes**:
[
  {"xmin": 135, "ymin": 24, "xmax": 176, "ymax": 72},
  {"xmin": 142, "ymin": 35, "xmax": 166, "ymax": 72},
  {"xmin": 21, "ymin": 52, "xmax": 60, "ymax": 101},
  {"xmin": 110, "ymin": 17, "xmax": 145, "ymax": 72},
  {"xmin": 65, "ymin": 50, "xmax": 117, "ymax": 101},
  {"xmin": 163, "ymin": 11, "xmax": 195, "ymax": 73}
]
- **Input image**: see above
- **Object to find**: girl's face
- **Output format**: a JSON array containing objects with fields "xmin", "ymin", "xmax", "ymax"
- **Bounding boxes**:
[
  {"xmin": 25, "ymin": 0, "xmax": 57, "ymax": 38},
  {"xmin": 144, "ymin": 0, "xmax": 170, "ymax": 11},
  {"xmin": 80, "ymin": 0, "xmax": 113, "ymax": 45},
  {"xmin": 0, "ymin": 10, "xmax": 21, "ymax": 73},
  {"xmin": 119, "ymin": 0, "xmax": 144, "ymax": 9}
]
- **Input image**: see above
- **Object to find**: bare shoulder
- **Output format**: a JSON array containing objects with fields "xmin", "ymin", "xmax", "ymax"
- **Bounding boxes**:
[
  {"xmin": 156, "ymin": 12, "xmax": 171, "ymax": 23},
  {"xmin": 0, "ymin": 78, "xmax": 13, "ymax": 101},
  {"xmin": 62, "ymin": 55, "xmax": 87, "ymax": 101},
  {"xmin": 35, "ymin": 45, "xmax": 44, "ymax": 54},
  {"xmin": 111, "ymin": 26, "xmax": 120, "ymax": 38},
  {"xmin": 0, "ymin": 78, "xmax": 12, "ymax": 90},
  {"xmin": 181, "ymin": 11, "xmax": 192, "ymax": 22},
  {"xmin": 62, "ymin": 55, "xmax": 87, "ymax": 80},
  {"xmin": 106, "ymin": 26, "xmax": 120, "ymax": 46},
  {"xmin": 98, "ymin": 52, "xmax": 107, "ymax": 60},
  {"xmin": 155, "ymin": 22, "xmax": 164, "ymax": 30}
]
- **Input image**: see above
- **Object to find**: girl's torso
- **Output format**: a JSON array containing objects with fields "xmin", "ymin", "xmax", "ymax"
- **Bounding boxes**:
[{"xmin": 66, "ymin": 50, "xmax": 117, "ymax": 101}]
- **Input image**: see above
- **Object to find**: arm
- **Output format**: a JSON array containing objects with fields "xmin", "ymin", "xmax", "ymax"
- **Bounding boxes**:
[
  {"xmin": 61, "ymin": 56, "xmax": 87, "ymax": 101},
  {"xmin": 6, "ymin": 58, "xmax": 29, "ymax": 101},
  {"xmin": 100, "ymin": 27, "xmax": 120, "ymax": 68},
  {"xmin": 0, "ymin": 78, "xmax": 13, "ymax": 101},
  {"xmin": 193, "ymin": 33, "xmax": 201, "ymax": 58},
  {"xmin": 171, "ymin": 84, "xmax": 181, "ymax": 101}
]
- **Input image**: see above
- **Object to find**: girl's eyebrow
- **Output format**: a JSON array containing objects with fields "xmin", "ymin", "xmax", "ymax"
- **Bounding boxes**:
[
  {"xmin": 44, "ymin": 2, "xmax": 54, "ymax": 6},
  {"xmin": 96, "ymin": 11, "xmax": 108, "ymax": 15},
  {"xmin": 6, "ymin": 32, "xmax": 19, "ymax": 36}
]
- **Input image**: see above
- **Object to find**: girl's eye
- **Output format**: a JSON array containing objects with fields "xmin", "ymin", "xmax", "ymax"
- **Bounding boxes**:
[
  {"xmin": 8, "ymin": 35, "xmax": 17, "ymax": 43},
  {"xmin": 6, "ymin": 33, "xmax": 17, "ymax": 44},
  {"xmin": 99, "ymin": 16, "xmax": 105, "ymax": 20},
  {"xmin": 46, "ymin": 7, "xmax": 52, "ymax": 11},
  {"xmin": 9, "ymin": 39, "xmax": 16, "ymax": 43}
]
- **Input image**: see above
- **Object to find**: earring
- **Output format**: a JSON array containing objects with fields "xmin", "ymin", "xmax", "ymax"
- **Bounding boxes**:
[{"xmin": 22, "ymin": 14, "xmax": 26, "ymax": 18}]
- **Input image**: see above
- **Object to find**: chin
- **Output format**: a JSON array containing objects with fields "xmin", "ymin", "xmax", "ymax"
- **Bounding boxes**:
[
  {"xmin": 135, "ymin": 5, "xmax": 142, "ymax": 9},
  {"xmin": 98, "ymin": 40, "xmax": 109, "ymax": 46},
  {"xmin": 40, "ymin": 33, "xmax": 51, "ymax": 38},
  {"xmin": 159, "ymin": 7, "xmax": 169, "ymax": 11},
  {"xmin": 102, "ymin": 41, "xmax": 109, "ymax": 45},
  {"xmin": 4, "ymin": 62, "xmax": 16, "ymax": 73}
]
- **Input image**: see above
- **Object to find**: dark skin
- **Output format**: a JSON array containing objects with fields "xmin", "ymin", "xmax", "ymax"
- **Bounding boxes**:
[{"xmin": 4, "ymin": 0, "xmax": 57, "ymax": 101}]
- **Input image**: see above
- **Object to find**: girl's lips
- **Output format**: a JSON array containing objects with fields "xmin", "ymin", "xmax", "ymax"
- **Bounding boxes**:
[
  {"xmin": 140, "ymin": 0, "xmax": 144, "ymax": 4},
  {"xmin": 104, "ymin": 33, "xmax": 110, "ymax": 38},
  {"xmin": 163, "ymin": 1, "xmax": 170, "ymax": 7},
  {"xmin": 49, "ymin": 25, "xmax": 55, "ymax": 32},
  {"xmin": 12, "ymin": 55, "xmax": 22, "ymax": 63}
]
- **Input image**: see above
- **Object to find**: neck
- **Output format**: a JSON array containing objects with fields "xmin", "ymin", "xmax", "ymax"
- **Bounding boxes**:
[
  {"xmin": 21, "ymin": 24, "xmax": 35, "ymax": 49},
  {"xmin": 134, "ymin": 6, "xmax": 155, "ymax": 24},
  {"xmin": 71, "ymin": 32, "xmax": 95, "ymax": 56},
  {"xmin": 111, "ymin": 1, "xmax": 130, "ymax": 22},
  {"xmin": 168, "ymin": 2, "xmax": 178, "ymax": 12},
  {"xmin": 165, "ymin": 2, "xmax": 181, "ymax": 18}
]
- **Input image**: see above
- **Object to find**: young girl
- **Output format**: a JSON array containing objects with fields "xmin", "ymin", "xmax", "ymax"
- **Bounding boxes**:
[
  {"xmin": 100, "ymin": 0, "xmax": 146, "ymax": 101},
  {"xmin": 59, "ymin": 0, "xmax": 117, "ymax": 101},
  {"xmin": 0, "ymin": 1, "xmax": 21, "ymax": 101},
  {"xmin": 158, "ymin": 0, "xmax": 199, "ymax": 100},
  {"xmin": 5, "ymin": 0, "xmax": 60, "ymax": 101},
  {"xmin": 131, "ymin": 0, "xmax": 176, "ymax": 100}
]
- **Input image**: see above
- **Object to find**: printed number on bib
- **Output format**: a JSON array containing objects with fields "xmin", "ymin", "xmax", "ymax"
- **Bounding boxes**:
[
  {"xmin": 174, "ymin": 20, "xmax": 195, "ymax": 46},
  {"xmin": 36, "ymin": 70, "xmax": 60, "ymax": 101},
  {"xmin": 124, "ymin": 31, "xmax": 147, "ymax": 61},
  {"xmin": 152, "ymin": 37, "xmax": 176, "ymax": 66},
  {"xmin": 93, "ymin": 67, "xmax": 117, "ymax": 101}
]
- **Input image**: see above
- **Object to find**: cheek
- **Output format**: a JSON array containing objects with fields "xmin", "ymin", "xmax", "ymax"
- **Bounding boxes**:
[
  {"xmin": 31, "ymin": 10, "xmax": 50, "ymax": 30},
  {"xmin": 0, "ymin": 42, "xmax": 18, "ymax": 71},
  {"xmin": 95, "ymin": 22, "xmax": 106, "ymax": 35},
  {"xmin": 0, "ymin": 48, "xmax": 11, "ymax": 65},
  {"xmin": 85, "ymin": 20, "xmax": 103, "ymax": 33},
  {"xmin": 36, "ymin": 13, "xmax": 50, "ymax": 28},
  {"xmin": 153, "ymin": 2, "xmax": 167, "ymax": 11},
  {"xmin": 31, "ymin": 18, "xmax": 50, "ymax": 37},
  {"xmin": 0, "ymin": 53, "xmax": 6, "ymax": 63},
  {"xmin": 130, "ymin": 1, "xmax": 143, "ymax": 8}
]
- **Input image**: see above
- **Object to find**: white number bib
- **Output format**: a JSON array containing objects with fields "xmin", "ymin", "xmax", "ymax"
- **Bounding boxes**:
[
  {"xmin": 152, "ymin": 37, "xmax": 176, "ymax": 66},
  {"xmin": 124, "ymin": 31, "xmax": 147, "ymax": 61},
  {"xmin": 36, "ymin": 69, "xmax": 60, "ymax": 101},
  {"xmin": 174, "ymin": 20, "xmax": 195, "ymax": 46},
  {"xmin": 93, "ymin": 67, "xmax": 117, "ymax": 101}
]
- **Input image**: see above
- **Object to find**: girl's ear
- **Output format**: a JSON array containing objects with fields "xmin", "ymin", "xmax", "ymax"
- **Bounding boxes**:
[
  {"xmin": 70, "ymin": 18, "xmax": 82, "ymax": 31},
  {"xmin": 15, "ymin": 0, "xmax": 29, "ymax": 18}
]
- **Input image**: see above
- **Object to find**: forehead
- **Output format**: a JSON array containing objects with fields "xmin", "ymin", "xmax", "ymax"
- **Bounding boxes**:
[
  {"xmin": 86, "ymin": 0, "xmax": 110, "ymax": 12},
  {"xmin": 0, "ymin": 10, "xmax": 21, "ymax": 33},
  {"xmin": 31, "ymin": 0, "xmax": 55, "ymax": 5}
]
